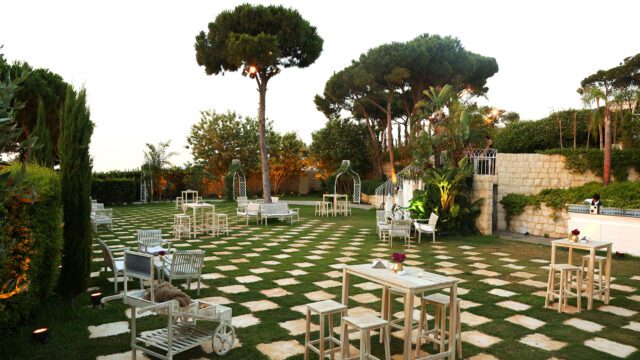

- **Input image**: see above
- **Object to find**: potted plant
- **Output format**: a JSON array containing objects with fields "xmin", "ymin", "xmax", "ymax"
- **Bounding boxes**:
[
  {"xmin": 569, "ymin": 229, "xmax": 580, "ymax": 242},
  {"xmin": 391, "ymin": 252, "xmax": 406, "ymax": 273}
]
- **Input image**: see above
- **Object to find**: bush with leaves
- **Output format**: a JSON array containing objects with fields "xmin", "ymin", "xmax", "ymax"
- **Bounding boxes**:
[
  {"xmin": 407, "ymin": 158, "xmax": 482, "ymax": 235},
  {"xmin": 0, "ymin": 164, "xmax": 62, "ymax": 330},
  {"xmin": 542, "ymin": 148, "xmax": 640, "ymax": 181}
]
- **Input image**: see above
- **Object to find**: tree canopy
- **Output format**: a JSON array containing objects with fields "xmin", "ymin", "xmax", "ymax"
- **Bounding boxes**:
[{"xmin": 195, "ymin": 4, "xmax": 322, "ymax": 203}]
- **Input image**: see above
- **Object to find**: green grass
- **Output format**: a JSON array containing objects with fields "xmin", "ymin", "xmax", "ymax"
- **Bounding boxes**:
[{"xmin": 1, "ymin": 201, "xmax": 639, "ymax": 359}]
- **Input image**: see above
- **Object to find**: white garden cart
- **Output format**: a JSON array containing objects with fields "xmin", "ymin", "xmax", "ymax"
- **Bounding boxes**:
[{"xmin": 102, "ymin": 251, "xmax": 235, "ymax": 359}]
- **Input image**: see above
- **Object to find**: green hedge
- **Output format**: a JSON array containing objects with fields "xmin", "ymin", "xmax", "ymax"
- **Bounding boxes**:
[
  {"xmin": 361, "ymin": 179, "xmax": 384, "ymax": 195},
  {"xmin": 494, "ymin": 110, "xmax": 592, "ymax": 153},
  {"xmin": 0, "ymin": 164, "xmax": 62, "ymax": 330},
  {"xmin": 542, "ymin": 149, "xmax": 640, "ymax": 181},
  {"xmin": 500, "ymin": 181, "xmax": 640, "ymax": 225},
  {"xmin": 91, "ymin": 178, "xmax": 137, "ymax": 205}
]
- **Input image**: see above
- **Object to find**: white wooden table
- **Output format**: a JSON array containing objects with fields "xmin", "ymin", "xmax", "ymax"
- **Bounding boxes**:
[
  {"xmin": 184, "ymin": 203, "xmax": 215, "ymax": 238},
  {"xmin": 181, "ymin": 190, "xmax": 199, "ymax": 211},
  {"xmin": 550, "ymin": 239, "xmax": 612, "ymax": 310},
  {"xmin": 323, "ymin": 194, "xmax": 348, "ymax": 216},
  {"xmin": 342, "ymin": 264, "xmax": 459, "ymax": 360}
]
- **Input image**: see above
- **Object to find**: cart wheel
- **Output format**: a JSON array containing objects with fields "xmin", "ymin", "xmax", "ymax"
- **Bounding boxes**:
[{"xmin": 213, "ymin": 323, "xmax": 235, "ymax": 355}]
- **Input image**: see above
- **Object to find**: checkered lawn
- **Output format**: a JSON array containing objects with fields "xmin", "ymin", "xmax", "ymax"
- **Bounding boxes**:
[{"xmin": 2, "ymin": 201, "xmax": 640, "ymax": 360}]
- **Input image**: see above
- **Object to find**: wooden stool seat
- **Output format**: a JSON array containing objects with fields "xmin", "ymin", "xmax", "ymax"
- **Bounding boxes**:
[
  {"xmin": 307, "ymin": 299, "xmax": 347, "ymax": 314},
  {"xmin": 340, "ymin": 315, "xmax": 391, "ymax": 360},
  {"xmin": 343, "ymin": 315, "xmax": 388, "ymax": 330},
  {"xmin": 314, "ymin": 201, "xmax": 323, "ymax": 216},
  {"xmin": 304, "ymin": 300, "xmax": 347, "ymax": 360},
  {"xmin": 415, "ymin": 294, "xmax": 461, "ymax": 358},
  {"xmin": 581, "ymin": 255, "xmax": 608, "ymax": 301},
  {"xmin": 215, "ymin": 213, "xmax": 229, "ymax": 236},
  {"xmin": 545, "ymin": 263, "xmax": 583, "ymax": 313},
  {"xmin": 173, "ymin": 214, "xmax": 192, "ymax": 239}
]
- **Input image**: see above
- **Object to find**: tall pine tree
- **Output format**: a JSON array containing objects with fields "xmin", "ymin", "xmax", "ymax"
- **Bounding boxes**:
[
  {"xmin": 32, "ymin": 98, "xmax": 53, "ymax": 167},
  {"xmin": 58, "ymin": 87, "xmax": 94, "ymax": 302}
]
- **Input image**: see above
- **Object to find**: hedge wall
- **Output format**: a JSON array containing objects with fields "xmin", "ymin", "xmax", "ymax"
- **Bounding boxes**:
[
  {"xmin": 91, "ymin": 178, "xmax": 138, "ymax": 205},
  {"xmin": 0, "ymin": 164, "xmax": 63, "ymax": 330},
  {"xmin": 494, "ymin": 109, "xmax": 592, "ymax": 153},
  {"xmin": 500, "ymin": 181, "xmax": 640, "ymax": 225},
  {"xmin": 543, "ymin": 149, "xmax": 640, "ymax": 181}
]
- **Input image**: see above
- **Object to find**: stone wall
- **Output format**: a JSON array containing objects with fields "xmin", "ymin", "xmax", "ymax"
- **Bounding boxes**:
[
  {"xmin": 508, "ymin": 204, "xmax": 569, "ymax": 238},
  {"xmin": 472, "ymin": 175, "xmax": 496, "ymax": 235},
  {"xmin": 473, "ymin": 153, "xmax": 637, "ymax": 236}
]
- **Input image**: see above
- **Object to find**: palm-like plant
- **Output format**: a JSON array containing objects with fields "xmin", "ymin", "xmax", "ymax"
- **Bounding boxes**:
[
  {"xmin": 143, "ymin": 141, "xmax": 177, "ymax": 201},
  {"xmin": 579, "ymin": 86, "xmax": 606, "ymax": 149}
]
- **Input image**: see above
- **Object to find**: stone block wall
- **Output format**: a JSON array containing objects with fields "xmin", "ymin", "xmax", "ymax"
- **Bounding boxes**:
[
  {"xmin": 472, "ymin": 152, "xmax": 638, "ymax": 236},
  {"xmin": 508, "ymin": 204, "xmax": 569, "ymax": 238},
  {"xmin": 472, "ymin": 175, "xmax": 496, "ymax": 235}
]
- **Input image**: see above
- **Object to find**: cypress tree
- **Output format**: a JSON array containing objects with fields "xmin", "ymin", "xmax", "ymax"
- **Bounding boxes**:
[
  {"xmin": 58, "ymin": 87, "xmax": 94, "ymax": 302},
  {"xmin": 32, "ymin": 98, "xmax": 53, "ymax": 167}
]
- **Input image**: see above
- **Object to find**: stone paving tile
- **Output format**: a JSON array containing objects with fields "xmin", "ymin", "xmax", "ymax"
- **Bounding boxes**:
[
  {"xmin": 506, "ymin": 314, "xmax": 546, "ymax": 330},
  {"xmin": 96, "ymin": 350, "xmax": 150, "ymax": 360},
  {"xmin": 467, "ymin": 353, "xmax": 499, "ymax": 360},
  {"xmin": 241, "ymin": 299, "xmax": 279, "ymax": 312},
  {"xmin": 235, "ymin": 275, "xmax": 263, "ymax": 283},
  {"xmin": 354, "ymin": 282, "xmax": 383, "ymax": 291},
  {"xmin": 610, "ymin": 284, "xmax": 636, "ymax": 293},
  {"xmin": 260, "ymin": 287, "xmax": 292, "ymax": 298},
  {"xmin": 287, "ymin": 269, "xmax": 308, "ymax": 276},
  {"xmin": 470, "ymin": 262, "xmax": 491, "ymax": 269},
  {"xmin": 472, "ymin": 269, "xmax": 500, "ymax": 277},
  {"xmin": 460, "ymin": 311, "xmax": 492, "ymax": 326},
  {"xmin": 623, "ymin": 321, "xmax": 640, "ymax": 332},
  {"xmin": 488, "ymin": 288, "xmax": 517, "ymax": 297},
  {"xmin": 461, "ymin": 330, "xmax": 501, "ymax": 348},
  {"xmin": 256, "ymin": 340, "xmax": 305, "ymax": 360},
  {"xmin": 564, "ymin": 318, "xmax": 604, "ymax": 333},
  {"xmin": 497, "ymin": 300, "xmax": 531, "ymax": 311},
  {"xmin": 435, "ymin": 267, "xmax": 463, "ymax": 275},
  {"xmin": 480, "ymin": 278, "xmax": 510, "ymax": 286},
  {"xmin": 519, "ymin": 333, "xmax": 566, "ymax": 351},
  {"xmin": 435, "ymin": 261, "xmax": 458, "ymax": 267},
  {"xmin": 88, "ymin": 321, "xmax": 129, "ymax": 339},
  {"xmin": 598, "ymin": 305, "xmax": 637, "ymax": 317},
  {"xmin": 279, "ymin": 318, "xmax": 318, "ymax": 336},
  {"xmin": 519, "ymin": 279, "xmax": 548, "ymax": 288},
  {"xmin": 274, "ymin": 277, "xmax": 300, "ymax": 286},
  {"xmin": 584, "ymin": 337, "xmax": 638, "ymax": 358},
  {"xmin": 305, "ymin": 290, "xmax": 335, "ymax": 301},
  {"xmin": 199, "ymin": 296, "xmax": 233, "ymax": 305},
  {"xmin": 218, "ymin": 284, "xmax": 249, "ymax": 294},
  {"xmin": 314, "ymin": 279, "xmax": 342, "ymax": 288},
  {"xmin": 350, "ymin": 293, "xmax": 380, "ymax": 304}
]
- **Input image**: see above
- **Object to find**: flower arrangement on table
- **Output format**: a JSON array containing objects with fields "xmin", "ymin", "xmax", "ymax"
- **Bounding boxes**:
[
  {"xmin": 158, "ymin": 250, "xmax": 166, "ymax": 260},
  {"xmin": 391, "ymin": 252, "xmax": 406, "ymax": 273},
  {"xmin": 569, "ymin": 229, "xmax": 580, "ymax": 242}
]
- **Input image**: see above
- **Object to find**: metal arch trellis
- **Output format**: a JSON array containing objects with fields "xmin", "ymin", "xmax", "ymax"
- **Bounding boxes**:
[
  {"xmin": 228, "ymin": 159, "xmax": 246, "ymax": 200},
  {"xmin": 334, "ymin": 160, "xmax": 361, "ymax": 204}
]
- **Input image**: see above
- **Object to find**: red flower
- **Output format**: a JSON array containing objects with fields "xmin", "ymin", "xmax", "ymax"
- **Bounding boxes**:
[
  {"xmin": 391, "ymin": 252, "xmax": 406, "ymax": 263},
  {"xmin": 571, "ymin": 229, "xmax": 580, "ymax": 236},
  {"xmin": 158, "ymin": 250, "xmax": 166, "ymax": 256}
]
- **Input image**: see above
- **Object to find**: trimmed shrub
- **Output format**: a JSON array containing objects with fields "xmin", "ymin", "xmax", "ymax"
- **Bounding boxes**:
[
  {"xmin": 500, "ymin": 181, "xmax": 640, "ymax": 225},
  {"xmin": 361, "ymin": 179, "xmax": 384, "ymax": 195},
  {"xmin": 0, "ymin": 164, "xmax": 62, "ymax": 330},
  {"xmin": 92, "ymin": 178, "xmax": 138, "ymax": 205},
  {"xmin": 542, "ymin": 149, "xmax": 640, "ymax": 181},
  {"xmin": 494, "ymin": 110, "xmax": 591, "ymax": 153}
]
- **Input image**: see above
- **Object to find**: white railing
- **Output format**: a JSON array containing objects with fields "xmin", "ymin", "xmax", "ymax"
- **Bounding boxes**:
[{"xmin": 466, "ymin": 149, "xmax": 497, "ymax": 175}]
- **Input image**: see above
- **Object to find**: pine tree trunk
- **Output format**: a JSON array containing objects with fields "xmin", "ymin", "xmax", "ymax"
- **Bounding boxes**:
[
  {"xmin": 258, "ymin": 79, "xmax": 272, "ymax": 203},
  {"xmin": 364, "ymin": 116, "xmax": 384, "ymax": 179},
  {"xmin": 603, "ymin": 107, "xmax": 612, "ymax": 185},
  {"xmin": 386, "ymin": 100, "xmax": 396, "ymax": 182}
]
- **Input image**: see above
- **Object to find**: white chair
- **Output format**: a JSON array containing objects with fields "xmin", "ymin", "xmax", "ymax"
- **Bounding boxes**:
[
  {"xmin": 97, "ymin": 238, "xmax": 125, "ymax": 293},
  {"xmin": 175, "ymin": 197, "xmax": 184, "ymax": 210},
  {"xmin": 237, "ymin": 202, "xmax": 260, "ymax": 225},
  {"xmin": 161, "ymin": 250, "xmax": 205, "ymax": 295},
  {"xmin": 376, "ymin": 210, "xmax": 392, "ymax": 239},
  {"xmin": 92, "ymin": 208, "xmax": 113, "ymax": 231},
  {"xmin": 385, "ymin": 219, "xmax": 412, "ymax": 248},
  {"xmin": 137, "ymin": 229, "xmax": 169, "ymax": 254},
  {"xmin": 415, "ymin": 213, "xmax": 438, "ymax": 243}
]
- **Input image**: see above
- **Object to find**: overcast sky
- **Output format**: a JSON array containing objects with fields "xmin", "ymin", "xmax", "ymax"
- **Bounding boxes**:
[{"xmin": 1, "ymin": 0, "xmax": 638, "ymax": 171}]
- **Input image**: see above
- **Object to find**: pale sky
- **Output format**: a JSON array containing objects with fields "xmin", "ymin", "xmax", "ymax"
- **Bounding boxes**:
[{"xmin": 1, "ymin": 0, "xmax": 638, "ymax": 171}]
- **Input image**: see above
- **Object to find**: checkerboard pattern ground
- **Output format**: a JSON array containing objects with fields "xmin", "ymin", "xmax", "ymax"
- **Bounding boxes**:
[{"xmin": 7, "ymin": 202, "xmax": 640, "ymax": 359}]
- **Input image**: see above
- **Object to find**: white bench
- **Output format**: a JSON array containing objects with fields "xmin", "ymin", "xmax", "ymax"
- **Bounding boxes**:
[{"xmin": 260, "ymin": 203, "xmax": 298, "ymax": 225}]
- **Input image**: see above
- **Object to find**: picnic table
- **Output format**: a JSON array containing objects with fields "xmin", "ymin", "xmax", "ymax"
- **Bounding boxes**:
[{"xmin": 341, "ymin": 263, "xmax": 459, "ymax": 360}]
